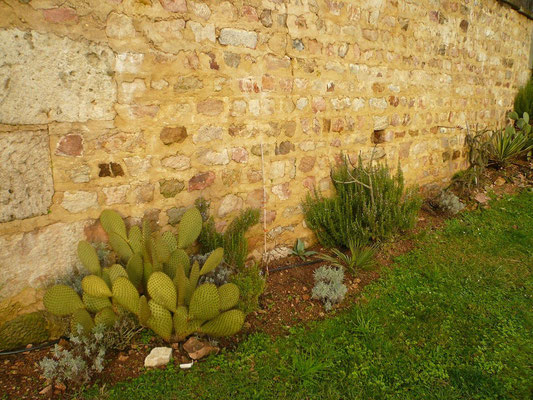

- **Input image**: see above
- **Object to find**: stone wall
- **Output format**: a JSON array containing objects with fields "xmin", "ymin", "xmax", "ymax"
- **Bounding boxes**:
[{"xmin": 0, "ymin": 0, "xmax": 532, "ymax": 303}]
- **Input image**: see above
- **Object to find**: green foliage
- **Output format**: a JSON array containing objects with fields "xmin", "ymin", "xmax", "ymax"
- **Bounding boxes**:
[
  {"xmin": 452, "ymin": 127, "xmax": 492, "ymax": 191},
  {"xmin": 303, "ymin": 156, "xmax": 421, "ymax": 248},
  {"xmin": 229, "ymin": 263, "xmax": 266, "ymax": 315},
  {"xmin": 0, "ymin": 311, "xmax": 65, "ymax": 351},
  {"xmin": 40, "ymin": 324, "xmax": 108, "ymax": 386},
  {"xmin": 318, "ymin": 238, "xmax": 377, "ymax": 273},
  {"xmin": 198, "ymin": 200, "xmax": 260, "ymax": 269},
  {"xmin": 85, "ymin": 192, "xmax": 533, "ymax": 400},
  {"xmin": 311, "ymin": 266, "xmax": 347, "ymax": 311},
  {"xmin": 489, "ymin": 112, "xmax": 533, "ymax": 167},
  {"xmin": 290, "ymin": 239, "xmax": 317, "ymax": 260},
  {"xmin": 513, "ymin": 76, "xmax": 533, "ymax": 118},
  {"xmin": 43, "ymin": 207, "xmax": 245, "ymax": 342}
]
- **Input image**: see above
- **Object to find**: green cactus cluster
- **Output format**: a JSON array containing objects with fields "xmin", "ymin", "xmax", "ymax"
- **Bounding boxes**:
[{"xmin": 43, "ymin": 207, "xmax": 245, "ymax": 341}]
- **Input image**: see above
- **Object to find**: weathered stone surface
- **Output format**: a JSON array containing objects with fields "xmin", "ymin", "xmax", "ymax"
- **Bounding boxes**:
[
  {"xmin": 162, "ymin": 155, "xmax": 190, "ymax": 170},
  {"xmin": 124, "ymin": 156, "xmax": 152, "ymax": 176},
  {"xmin": 70, "ymin": 165, "xmax": 91, "ymax": 183},
  {"xmin": 189, "ymin": 171, "xmax": 215, "ymax": 191},
  {"xmin": 0, "ymin": 29, "xmax": 115, "ymax": 124},
  {"xmin": 0, "ymin": 220, "xmax": 90, "ymax": 300},
  {"xmin": 106, "ymin": 12, "xmax": 135, "ymax": 39},
  {"xmin": 103, "ymin": 185, "xmax": 130, "ymax": 205},
  {"xmin": 231, "ymin": 147, "xmax": 248, "ymax": 163},
  {"xmin": 159, "ymin": 0, "xmax": 187, "ymax": 13},
  {"xmin": 166, "ymin": 207, "xmax": 187, "ymax": 225},
  {"xmin": 0, "ymin": 130, "xmax": 53, "ymax": 223},
  {"xmin": 144, "ymin": 347, "xmax": 172, "ymax": 367},
  {"xmin": 197, "ymin": 148, "xmax": 229, "ymax": 165},
  {"xmin": 62, "ymin": 191, "xmax": 98, "ymax": 213},
  {"xmin": 219, "ymin": 28, "xmax": 258, "ymax": 49},
  {"xmin": 188, "ymin": 21, "xmax": 215, "ymax": 43},
  {"xmin": 218, "ymin": 194, "xmax": 243, "ymax": 217},
  {"xmin": 43, "ymin": 8, "xmax": 78, "ymax": 23},
  {"xmin": 56, "ymin": 134, "xmax": 83, "ymax": 157},
  {"xmin": 159, "ymin": 179, "xmax": 184, "ymax": 198},
  {"xmin": 197, "ymin": 99, "xmax": 224, "ymax": 116},
  {"xmin": 134, "ymin": 183, "xmax": 154, "ymax": 203},
  {"xmin": 192, "ymin": 126, "xmax": 223, "ymax": 143},
  {"xmin": 160, "ymin": 126, "xmax": 188, "ymax": 145}
]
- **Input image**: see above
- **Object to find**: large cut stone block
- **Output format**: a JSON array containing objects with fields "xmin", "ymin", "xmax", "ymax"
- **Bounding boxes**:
[
  {"xmin": 0, "ymin": 29, "xmax": 116, "ymax": 124},
  {"xmin": 0, "ymin": 220, "xmax": 90, "ymax": 300},
  {"xmin": 0, "ymin": 130, "xmax": 54, "ymax": 222}
]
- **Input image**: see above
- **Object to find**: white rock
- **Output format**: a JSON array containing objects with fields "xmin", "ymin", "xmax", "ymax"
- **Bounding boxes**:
[
  {"xmin": 144, "ymin": 347, "xmax": 173, "ymax": 368},
  {"xmin": 218, "ymin": 194, "xmax": 243, "ymax": 217},
  {"xmin": 188, "ymin": 21, "xmax": 215, "ymax": 43},
  {"xmin": 62, "ymin": 191, "xmax": 98, "ymax": 213},
  {"xmin": 219, "ymin": 28, "xmax": 257, "ymax": 49}
]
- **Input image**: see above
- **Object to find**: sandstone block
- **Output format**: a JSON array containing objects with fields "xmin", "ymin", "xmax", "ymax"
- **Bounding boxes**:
[
  {"xmin": 56, "ymin": 134, "xmax": 83, "ymax": 157},
  {"xmin": 0, "ymin": 130, "xmax": 53, "ymax": 223},
  {"xmin": 159, "ymin": 179, "xmax": 184, "ymax": 198},
  {"xmin": 103, "ymin": 185, "xmax": 130, "ymax": 205},
  {"xmin": 192, "ymin": 126, "xmax": 223, "ymax": 143},
  {"xmin": 160, "ymin": 126, "xmax": 188, "ymax": 145},
  {"xmin": 162, "ymin": 155, "xmax": 191, "ymax": 170},
  {"xmin": 106, "ymin": 12, "xmax": 135, "ymax": 39},
  {"xmin": 189, "ymin": 171, "xmax": 215, "ymax": 191},
  {"xmin": 197, "ymin": 99, "xmax": 224, "ymax": 116},
  {"xmin": 197, "ymin": 149, "xmax": 229, "ymax": 165},
  {"xmin": 0, "ymin": 29, "xmax": 115, "ymax": 124},
  {"xmin": 62, "ymin": 191, "xmax": 98, "ymax": 213},
  {"xmin": 188, "ymin": 21, "xmax": 215, "ymax": 43},
  {"xmin": 0, "ymin": 220, "xmax": 90, "ymax": 300},
  {"xmin": 159, "ymin": 0, "xmax": 187, "ymax": 13}
]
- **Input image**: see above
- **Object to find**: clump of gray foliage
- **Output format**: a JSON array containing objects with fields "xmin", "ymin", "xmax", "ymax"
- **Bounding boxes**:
[
  {"xmin": 436, "ymin": 190, "xmax": 465, "ymax": 215},
  {"xmin": 311, "ymin": 266, "xmax": 347, "ymax": 311},
  {"xmin": 39, "ymin": 324, "xmax": 107, "ymax": 386},
  {"xmin": 194, "ymin": 251, "xmax": 232, "ymax": 286}
]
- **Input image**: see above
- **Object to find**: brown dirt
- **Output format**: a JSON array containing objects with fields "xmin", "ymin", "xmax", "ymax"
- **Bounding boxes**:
[{"xmin": 1, "ymin": 160, "xmax": 531, "ymax": 400}]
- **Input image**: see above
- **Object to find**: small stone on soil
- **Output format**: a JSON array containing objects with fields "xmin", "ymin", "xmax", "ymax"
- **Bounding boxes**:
[{"xmin": 144, "ymin": 347, "xmax": 173, "ymax": 367}]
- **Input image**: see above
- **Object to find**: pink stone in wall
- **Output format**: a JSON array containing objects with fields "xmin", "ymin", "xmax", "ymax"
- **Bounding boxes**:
[
  {"xmin": 56, "ymin": 134, "xmax": 83, "ymax": 157},
  {"xmin": 312, "ymin": 97, "xmax": 326, "ymax": 113},
  {"xmin": 242, "ymin": 5, "xmax": 259, "ymax": 21},
  {"xmin": 189, "ymin": 171, "xmax": 215, "ymax": 191},
  {"xmin": 159, "ymin": 0, "xmax": 187, "ymax": 13},
  {"xmin": 232, "ymin": 147, "xmax": 248, "ymax": 163},
  {"xmin": 303, "ymin": 176, "xmax": 316, "ymax": 190},
  {"xmin": 299, "ymin": 156, "xmax": 316, "ymax": 173},
  {"xmin": 197, "ymin": 99, "xmax": 224, "ymax": 116},
  {"xmin": 43, "ymin": 8, "xmax": 78, "ymax": 23}
]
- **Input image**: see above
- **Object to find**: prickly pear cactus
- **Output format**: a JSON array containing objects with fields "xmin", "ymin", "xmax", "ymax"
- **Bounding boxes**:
[
  {"xmin": 82, "ymin": 275, "xmax": 113, "ymax": 298},
  {"xmin": 189, "ymin": 283, "xmax": 220, "ymax": 321},
  {"xmin": 177, "ymin": 208, "xmax": 203, "ymax": 249},
  {"xmin": 200, "ymin": 309, "xmax": 245, "ymax": 337},
  {"xmin": 71, "ymin": 308, "xmax": 95, "ymax": 336},
  {"xmin": 44, "ymin": 285, "xmax": 85, "ymax": 316},
  {"xmin": 112, "ymin": 277, "xmax": 140, "ymax": 314},
  {"xmin": 147, "ymin": 272, "xmax": 177, "ymax": 312},
  {"xmin": 77, "ymin": 241, "xmax": 101, "ymax": 276}
]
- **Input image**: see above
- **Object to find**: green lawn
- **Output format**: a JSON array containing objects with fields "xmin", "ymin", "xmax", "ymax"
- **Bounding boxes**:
[{"xmin": 89, "ymin": 191, "xmax": 533, "ymax": 400}]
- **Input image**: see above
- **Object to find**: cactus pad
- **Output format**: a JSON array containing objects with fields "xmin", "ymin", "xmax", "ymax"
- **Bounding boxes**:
[
  {"xmin": 109, "ymin": 232, "xmax": 133, "ymax": 261},
  {"xmin": 108, "ymin": 264, "xmax": 128, "ymax": 282},
  {"xmin": 177, "ymin": 208, "xmax": 203, "ymax": 249},
  {"xmin": 43, "ymin": 285, "xmax": 84, "ymax": 316},
  {"xmin": 0, "ymin": 312, "xmax": 49, "ymax": 351},
  {"xmin": 101, "ymin": 268, "xmax": 112, "ymax": 288},
  {"xmin": 189, "ymin": 283, "xmax": 220, "ymax": 321},
  {"xmin": 189, "ymin": 261, "xmax": 200, "ymax": 290},
  {"xmin": 71, "ymin": 308, "xmax": 95, "ymax": 336},
  {"xmin": 200, "ymin": 247, "xmax": 224, "ymax": 276},
  {"xmin": 112, "ymin": 277, "xmax": 140, "ymax": 314},
  {"xmin": 94, "ymin": 307, "xmax": 117, "ymax": 328},
  {"xmin": 147, "ymin": 272, "xmax": 177, "ymax": 312},
  {"xmin": 154, "ymin": 235, "xmax": 170, "ymax": 263},
  {"xmin": 82, "ymin": 275, "xmax": 113, "ymax": 297},
  {"xmin": 83, "ymin": 293, "xmax": 112, "ymax": 313},
  {"xmin": 147, "ymin": 300, "xmax": 172, "ymax": 340},
  {"xmin": 128, "ymin": 225, "xmax": 143, "ymax": 254},
  {"xmin": 200, "ymin": 309, "xmax": 245, "ymax": 337},
  {"xmin": 100, "ymin": 210, "xmax": 127, "ymax": 239},
  {"xmin": 126, "ymin": 253, "xmax": 143, "ymax": 288},
  {"xmin": 138, "ymin": 295, "xmax": 151, "ymax": 326},
  {"xmin": 143, "ymin": 262, "xmax": 153, "ymax": 284},
  {"xmin": 218, "ymin": 283, "xmax": 240, "ymax": 311},
  {"xmin": 173, "ymin": 306, "xmax": 200, "ymax": 340},
  {"xmin": 162, "ymin": 231, "xmax": 178, "ymax": 253},
  {"xmin": 166, "ymin": 249, "xmax": 190, "ymax": 279},
  {"xmin": 77, "ymin": 241, "xmax": 101, "ymax": 276}
]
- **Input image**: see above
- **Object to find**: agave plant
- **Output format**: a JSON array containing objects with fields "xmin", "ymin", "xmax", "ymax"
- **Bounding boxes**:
[
  {"xmin": 318, "ymin": 238, "xmax": 377, "ymax": 273},
  {"xmin": 290, "ymin": 238, "xmax": 317, "ymax": 261},
  {"xmin": 489, "ymin": 126, "xmax": 532, "ymax": 167}
]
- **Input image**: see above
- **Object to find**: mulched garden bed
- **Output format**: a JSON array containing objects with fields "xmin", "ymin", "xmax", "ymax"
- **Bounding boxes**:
[{"xmin": 1, "ymin": 161, "xmax": 531, "ymax": 400}]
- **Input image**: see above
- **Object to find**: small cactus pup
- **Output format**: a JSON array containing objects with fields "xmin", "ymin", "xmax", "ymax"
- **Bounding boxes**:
[{"xmin": 43, "ymin": 207, "xmax": 245, "ymax": 343}]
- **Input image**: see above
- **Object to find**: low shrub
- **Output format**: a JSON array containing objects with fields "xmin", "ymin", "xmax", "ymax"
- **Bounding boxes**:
[
  {"xmin": 39, "ymin": 324, "xmax": 107, "ymax": 386},
  {"xmin": 489, "ymin": 112, "xmax": 532, "ymax": 167},
  {"xmin": 230, "ymin": 263, "xmax": 266, "ymax": 315},
  {"xmin": 197, "ymin": 197, "xmax": 260, "ymax": 270},
  {"xmin": 311, "ymin": 266, "xmax": 347, "ymax": 312},
  {"xmin": 303, "ymin": 156, "xmax": 421, "ymax": 248}
]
